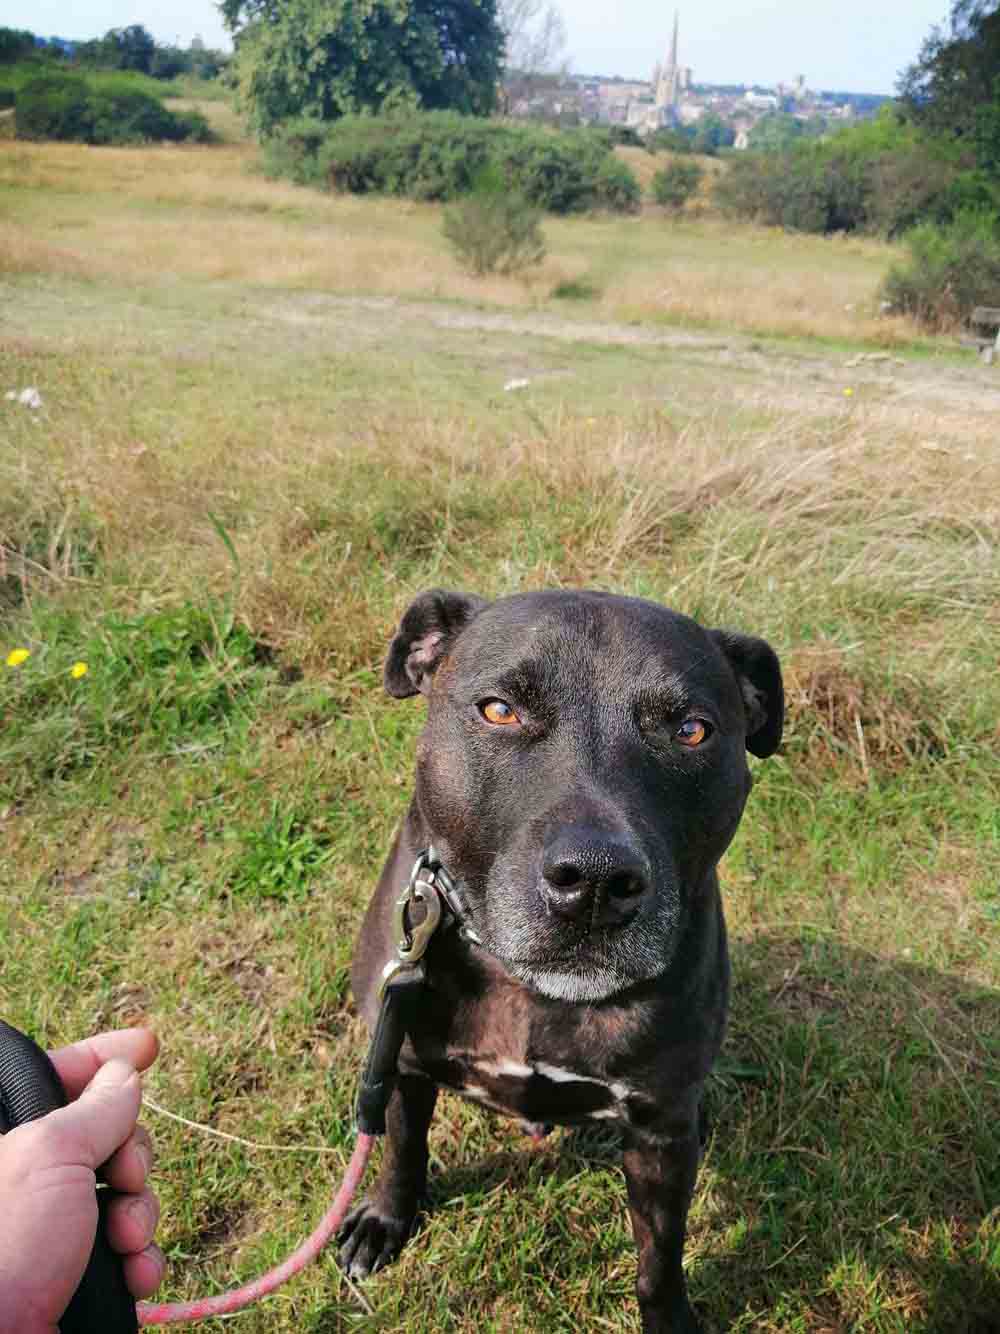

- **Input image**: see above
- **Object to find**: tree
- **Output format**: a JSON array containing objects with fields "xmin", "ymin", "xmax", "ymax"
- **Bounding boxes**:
[
  {"xmin": 228, "ymin": 0, "xmax": 505, "ymax": 136},
  {"xmin": 76, "ymin": 24, "xmax": 156, "ymax": 73},
  {"xmin": 105, "ymin": 25, "xmax": 157, "ymax": 73},
  {"xmin": 219, "ymin": 0, "xmax": 279, "ymax": 28},
  {"xmin": 498, "ymin": 0, "xmax": 565, "ymax": 77},
  {"xmin": 691, "ymin": 112, "xmax": 734, "ymax": 156},
  {"xmin": 898, "ymin": 0, "xmax": 1000, "ymax": 140},
  {"xmin": 748, "ymin": 111, "xmax": 827, "ymax": 153},
  {"xmin": 0, "ymin": 27, "xmax": 36, "ymax": 64},
  {"xmin": 150, "ymin": 46, "xmax": 189, "ymax": 80}
]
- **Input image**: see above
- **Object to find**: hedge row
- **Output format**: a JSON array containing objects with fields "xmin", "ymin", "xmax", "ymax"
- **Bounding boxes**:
[
  {"xmin": 711, "ymin": 110, "xmax": 986, "ymax": 238},
  {"xmin": 262, "ymin": 112, "xmax": 640, "ymax": 214},
  {"xmin": 13, "ymin": 70, "xmax": 210, "ymax": 145}
]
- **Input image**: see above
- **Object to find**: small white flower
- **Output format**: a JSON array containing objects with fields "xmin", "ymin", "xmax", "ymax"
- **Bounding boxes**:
[{"xmin": 504, "ymin": 378, "xmax": 530, "ymax": 392}]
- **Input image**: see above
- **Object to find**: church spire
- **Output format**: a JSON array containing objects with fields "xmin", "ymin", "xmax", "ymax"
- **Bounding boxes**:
[{"xmin": 655, "ymin": 11, "xmax": 680, "ymax": 111}]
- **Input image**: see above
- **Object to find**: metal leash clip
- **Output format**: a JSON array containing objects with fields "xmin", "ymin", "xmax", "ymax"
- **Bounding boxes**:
[{"xmin": 377, "ymin": 847, "xmax": 445, "ymax": 1000}]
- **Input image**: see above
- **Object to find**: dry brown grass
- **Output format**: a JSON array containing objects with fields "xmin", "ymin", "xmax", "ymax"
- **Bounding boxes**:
[
  {"xmin": 0, "ymin": 224, "xmax": 90, "ymax": 278},
  {"xmin": 604, "ymin": 261, "xmax": 916, "ymax": 343},
  {"xmin": 1, "ymin": 134, "xmax": 924, "ymax": 341},
  {"xmin": 783, "ymin": 641, "xmax": 943, "ymax": 777},
  {"xmin": 163, "ymin": 97, "xmax": 246, "ymax": 143},
  {"xmin": 615, "ymin": 144, "xmax": 724, "ymax": 196}
]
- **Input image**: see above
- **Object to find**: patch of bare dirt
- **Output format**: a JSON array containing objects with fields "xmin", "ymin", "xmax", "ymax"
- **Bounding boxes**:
[{"xmin": 264, "ymin": 292, "xmax": 1000, "ymax": 424}]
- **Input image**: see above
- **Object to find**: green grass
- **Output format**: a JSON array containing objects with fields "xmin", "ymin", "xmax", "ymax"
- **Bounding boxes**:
[
  {"xmin": 1, "ymin": 130, "xmax": 998, "ymax": 1332},
  {"xmin": 163, "ymin": 74, "xmax": 231, "ymax": 103}
]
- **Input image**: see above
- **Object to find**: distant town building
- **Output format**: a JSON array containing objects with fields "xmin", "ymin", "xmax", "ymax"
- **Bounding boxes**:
[
  {"xmin": 502, "ymin": 11, "xmax": 885, "ymax": 142},
  {"xmin": 744, "ymin": 91, "xmax": 779, "ymax": 110},
  {"xmin": 678, "ymin": 102, "xmax": 706, "ymax": 125}
]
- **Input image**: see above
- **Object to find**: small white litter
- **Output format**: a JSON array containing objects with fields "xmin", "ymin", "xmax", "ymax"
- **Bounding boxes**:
[
  {"xmin": 5, "ymin": 387, "xmax": 43, "ymax": 410},
  {"xmin": 504, "ymin": 378, "xmax": 530, "ymax": 392}
]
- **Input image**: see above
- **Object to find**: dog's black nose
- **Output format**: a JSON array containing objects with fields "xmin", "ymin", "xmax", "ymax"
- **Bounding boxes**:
[{"xmin": 541, "ymin": 830, "xmax": 651, "ymax": 927}]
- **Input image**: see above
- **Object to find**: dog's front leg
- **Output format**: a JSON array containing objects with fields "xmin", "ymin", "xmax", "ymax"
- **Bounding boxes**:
[
  {"xmin": 338, "ymin": 1074, "xmax": 438, "ymax": 1277},
  {"xmin": 622, "ymin": 1125, "xmax": 702, "ymax": 1334}
]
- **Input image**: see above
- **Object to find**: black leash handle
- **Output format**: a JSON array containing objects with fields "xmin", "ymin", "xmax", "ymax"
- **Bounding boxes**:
[
  {"xmin": 355, "ymin": 969, "xmax": 426, "ymax": 1136},
  {"xmin": 0, "ymin": 1020, "xmax": 139, "ymax": 1333}
]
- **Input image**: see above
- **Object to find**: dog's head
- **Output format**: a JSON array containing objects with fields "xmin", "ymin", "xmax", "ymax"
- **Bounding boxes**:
[{"xmin": 385, "ymin": 589, "xmax": 782, "ymax": 1003}]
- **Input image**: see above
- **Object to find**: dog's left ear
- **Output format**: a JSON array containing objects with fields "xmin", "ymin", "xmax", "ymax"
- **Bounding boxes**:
[
  {"xmin": 709, "ymin": 630, "xmax": 784, "ymax": 758},
  {"xmin": 385, "ymin": 589, "xmax": 488, "ymax": 698}
]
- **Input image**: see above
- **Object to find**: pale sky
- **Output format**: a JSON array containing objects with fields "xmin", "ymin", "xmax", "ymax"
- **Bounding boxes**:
[{"xmin": 8, "ymin": 0, "xmax": 953, "ymax": 95}]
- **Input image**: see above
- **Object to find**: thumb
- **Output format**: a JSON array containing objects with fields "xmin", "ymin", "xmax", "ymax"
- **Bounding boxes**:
[{"xmin": 42, "ymin": 1058, "xmax": 143, "ymax": 1171}]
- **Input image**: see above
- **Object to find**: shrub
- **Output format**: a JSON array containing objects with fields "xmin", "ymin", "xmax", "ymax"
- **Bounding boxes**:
[
  {"xmin": 714, "ymin": 109, "xmax": 963, "ymax": 236},
  {"xmin": 0, "ymin": 27, "xmax": 36, "ymax": 64},
  {"xmin": 171, "ymin": 109, "xmax": 213, "ymax": 143},
  {"xmin": 882, "ymin": 210, "xmax": 1000, "ymax": 330},
  {"xmin": 605, "ymin": 124, "xmax": 643, "ymax": 147},
  {"xmin": 551, "ymin": 277, "xmax": 601, "ymax": 300},
  {"xmin": 591, "ymin": 153, "xmax": 641, "ymax": 213},
  {"xmin": 498, "ymin": 128, "xmax": 630, "ymax": 213},
  {"xmin": 652, "ymin": 159, "xmax": 704, "ymax": 210},
  {"xmin": 263, "ymin": 111, "xmax": 639, "ymax": 214},
  {"xmin": 713, "ymin": 146, "xmax": 850, "ymax": 232},
  {"xmin": 14, "ymin": 69, "xmax": 211, "ymax": 144},
  {"xmin": 258, "ymin": 117, "xmax": 330, "ymax": 186},
  {"xmin": 87, "ymin": 77, "xmax": 186, "ymax": 143},
  {"xmin": 646, "ymin": 127, "xmax": 694, "ymax": 155},
  {"xmin": 443, "ymin": 171, "xmax": 545, "ymax": 275},
  {"xmin": 935, "ymin": 168, "xmax": 1000, "ymax": 223},
  {"xmin": 319, "ymin": 112, "xmax": 497, "ymax": 199},
  {"xmin": 15, "ymin": 72, "xmax": 92, "ymax": 141}
]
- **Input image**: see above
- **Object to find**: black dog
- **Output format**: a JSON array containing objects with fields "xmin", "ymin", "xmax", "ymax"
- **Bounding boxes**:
[{"xmin": 339, "ymin": 589, "xmax": 783, "ymax": 1332}]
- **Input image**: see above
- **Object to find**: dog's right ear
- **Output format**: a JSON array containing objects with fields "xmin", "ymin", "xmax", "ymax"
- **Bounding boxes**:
[{"xmin": 384, "ymin": 590, "xmax": 488, "ymax": 698}]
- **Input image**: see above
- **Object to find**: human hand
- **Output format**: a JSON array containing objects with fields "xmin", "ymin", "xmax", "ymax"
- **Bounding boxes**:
[{"xmin": 0, "ymin": 1028, "xmax": 164, "ymax": 1334}]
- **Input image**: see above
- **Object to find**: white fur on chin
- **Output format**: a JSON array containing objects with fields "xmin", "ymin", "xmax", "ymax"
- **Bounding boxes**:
[{"xmin": 514, "ymin": 963, "xmax": 628, "ymax": 1003}]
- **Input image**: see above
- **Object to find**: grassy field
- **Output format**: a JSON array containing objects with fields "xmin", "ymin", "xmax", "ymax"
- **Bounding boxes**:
[{"xmin": 1, "ymin": 117, "xmax": 998, "ymax": 1333}]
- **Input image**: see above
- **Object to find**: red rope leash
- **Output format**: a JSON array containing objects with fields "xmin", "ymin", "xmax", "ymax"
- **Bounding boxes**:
[{"xmin": 136, "ymin": 1132, "xmax": 375, "ymax": 1325}]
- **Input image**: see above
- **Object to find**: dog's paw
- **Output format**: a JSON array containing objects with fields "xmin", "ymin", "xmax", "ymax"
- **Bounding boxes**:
[{"xmin": 337, "ymin": 1200, "xmax": 414, "ymax": 1279}]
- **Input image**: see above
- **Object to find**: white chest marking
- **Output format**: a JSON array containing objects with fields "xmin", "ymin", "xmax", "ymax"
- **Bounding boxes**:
[
  {"xmin": 455, "ymin": 1058, "xmax": 636, "ymax": 1125},
  {"xmin": 532, "ymin": 1062, "xmax": 633, "ymax": 1102},
  {"xmin": 460, "ymin": 1084, "xmax": 512, "ymax": 1115},
  {"xmin": 476, "ymin": 1058, "xmax": 534, "ymax": 1079}
]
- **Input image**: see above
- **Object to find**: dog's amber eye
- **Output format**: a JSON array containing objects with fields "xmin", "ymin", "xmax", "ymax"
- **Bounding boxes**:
[
  {"xmin": 676, "ymin": 719, "xmax": 710, "ymax": 748},
  {"xmin": 480, "ymin": 699, "xmax": 520, "ymax": 726}
]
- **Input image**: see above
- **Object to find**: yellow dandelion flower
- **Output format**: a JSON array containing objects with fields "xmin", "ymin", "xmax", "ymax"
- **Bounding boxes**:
[
  {"xmin": 5, "ymin": 648, "xmax": 30, "ymax": 667},
  {"xmin": 843, "ymin": 387, "xmax": 855, "ymax": 398},
  {"xmin": 70, "ymin": 661, "xmax": 89, "ymax": 679}
]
